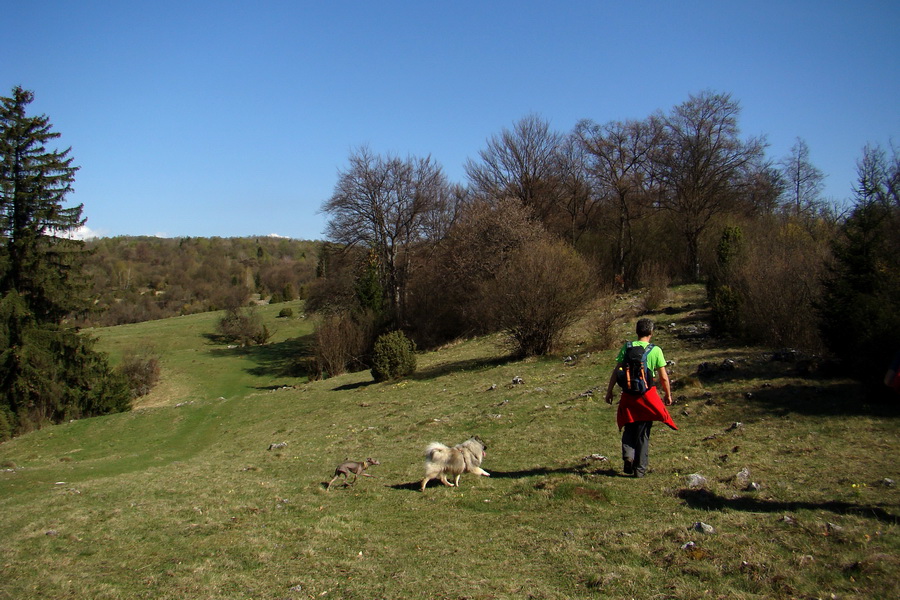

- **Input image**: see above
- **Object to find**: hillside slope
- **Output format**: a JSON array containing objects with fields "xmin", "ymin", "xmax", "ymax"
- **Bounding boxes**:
[{"xmin": 1, "ymin": 286, "xmax": 898, "ymax": 599}]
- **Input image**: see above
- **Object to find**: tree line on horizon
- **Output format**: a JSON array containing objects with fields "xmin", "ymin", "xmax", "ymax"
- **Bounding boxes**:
[
  {"xmin": 313, "ymin": 90, "xmax": 899, "ymax": 389},
  {"xmin": 0, "ymin": 86, "xmax": 897, "ymax": 438},
  {"xmin": 79, "ymin": 235, "xmax": 319, "ymax": 327}
]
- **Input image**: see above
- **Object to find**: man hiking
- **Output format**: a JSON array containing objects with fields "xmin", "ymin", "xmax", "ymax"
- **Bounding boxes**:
[{"xmin": 604, "ymin": 318, "xmax": 677, "ymax": 477}]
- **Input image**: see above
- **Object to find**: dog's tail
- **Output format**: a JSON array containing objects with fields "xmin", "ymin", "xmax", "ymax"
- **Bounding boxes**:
[{"xmin": 424, "ymin": 442, "xmax": 451, "ymax": 461}]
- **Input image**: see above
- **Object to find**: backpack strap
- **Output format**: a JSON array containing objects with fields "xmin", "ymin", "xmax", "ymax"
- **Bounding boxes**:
[{"xmin": 641, "ymin": 343, "xmax": 655, "ymax": 386}]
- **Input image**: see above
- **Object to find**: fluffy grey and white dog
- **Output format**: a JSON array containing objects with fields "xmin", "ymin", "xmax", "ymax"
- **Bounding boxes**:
[{"xmin": 420, "ymin": 436, "xmax": 490, "ymax": 491}]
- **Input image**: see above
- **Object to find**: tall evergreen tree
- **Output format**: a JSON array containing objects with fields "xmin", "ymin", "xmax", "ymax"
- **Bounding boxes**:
[
  {"xmin": 0, "ymin": 86, "xmax": 87, "ymax": 319},
  {"xmin": 819, "ymin": 144, "xmax": 900, "ymax": 391},
  {"xmin": 0, "ymin": 86, "xmax": 129, "ymax": 436}
]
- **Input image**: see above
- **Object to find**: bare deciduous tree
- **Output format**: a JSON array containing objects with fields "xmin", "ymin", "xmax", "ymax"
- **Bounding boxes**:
[
  {"xmin": 465, "ymin": 114, "xmax": 564, "ymax": 224},
  {"xmin": 653, "ymin": 91, "xmax": 766, "ymax": 280},
  {"xmin": 321, "ymin": 146, "xmax": 453, "ymax": 324},
  {"xmin": 575, "ymin": 117, "xmax": 662, "ymax": 287},
  {"xmin": 553, "ymin": 132, "xmax": 598, "ymax": 246},
  {"xmin": 404, "ymin": 199, "xmax": 548, "ymax": 346},
  {"xmin": 779, "ymin": 137, "xmax": 825, "ymax": 218}
]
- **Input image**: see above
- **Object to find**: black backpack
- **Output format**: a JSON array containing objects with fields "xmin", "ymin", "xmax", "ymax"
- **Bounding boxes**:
[{"xmin": 616, "ymin": 342, "xmax": 655, "ymax": 394}]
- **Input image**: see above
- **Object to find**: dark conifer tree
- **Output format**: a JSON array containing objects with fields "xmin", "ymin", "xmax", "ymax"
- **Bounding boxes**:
[
  {"xmin": 819, "ymin": 145, "xmax": 900, "ymax": 392},
  {"xmin": 0, "ymin": 86, "xmax": 129, "ymax": 436}
]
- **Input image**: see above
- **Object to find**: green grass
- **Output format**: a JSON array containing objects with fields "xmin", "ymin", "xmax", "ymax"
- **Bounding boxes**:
[
  {"xmin": 91, "ymin": 300, "xmax": 314, "ymax": 406},
  {"xmin": 1, "ymin": 287, "xmax": 898, "ymax": 599}
]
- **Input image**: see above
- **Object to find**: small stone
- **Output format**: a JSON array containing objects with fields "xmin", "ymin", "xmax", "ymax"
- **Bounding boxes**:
[
  {"xmin": 584, "ymin": 454, "xmax": 608, "ymax": 462},
  {"xmin": 746, "ymin": 482, "xmax": 761, "ymax": 492},
  {"xmin": 690, "ymin": 522, "xmax": 715, "ymax": 534},
  {"xmin": 780, "ymin": 515, "xmax": 797, "ymax": 525},
  {"xmin": 880, "ymin": 478, "xmax": 895, "ymax": 487},
  {"xmin": 686, "ymin": 473, "xmax": 707, "ymax": 488}
]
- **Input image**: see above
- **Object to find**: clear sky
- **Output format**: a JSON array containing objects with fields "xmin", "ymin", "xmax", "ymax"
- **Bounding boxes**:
[{"xmin": 3, "ymin": 1, "xmax": 898, "ymax": 240}]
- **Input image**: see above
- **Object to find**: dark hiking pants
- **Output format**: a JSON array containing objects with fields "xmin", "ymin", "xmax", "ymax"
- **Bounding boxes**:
[{"xmin": 622, "ymin": 421, "xmax": 653, "ymax": 477}]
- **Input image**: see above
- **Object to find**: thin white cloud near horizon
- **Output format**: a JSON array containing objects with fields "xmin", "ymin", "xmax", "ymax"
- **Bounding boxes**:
[{"xmin": 64, "ymin": 226, "xmax": 293, "ymax": 241}]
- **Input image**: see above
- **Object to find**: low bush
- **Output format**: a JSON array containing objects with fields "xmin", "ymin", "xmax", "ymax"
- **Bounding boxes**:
[
  {"xmin": 492, "ymin": 239, "xmax": 596, "ymax": 357},
  {"xmin": 215, "ymin": 307, "xmax": 271, "ymax": 346},
  {"xmin": 371, "ymin": 330, "xmax": 417, "ymax": 382},
  {"xmin": 588, "ymin": 289, "xmax": 621, "ymax": 351},
  {"xmin": 314, "ymin": 310, "xmax": 374, "ymax": 379},
  {"xmin": 638, "ymin": 261, "xmax": 671, "ymax": 313},
  {"xmin": 117, "ymin": 347, "xmax": 162, "ymax": 398}
]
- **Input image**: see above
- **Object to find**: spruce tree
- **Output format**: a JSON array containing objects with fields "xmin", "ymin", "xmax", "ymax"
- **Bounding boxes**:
[
  {"xmin": 0, "ymin": 86, "xmax": 129, "ymax": 435},
  {"xmin": 819, "ymin": 145, "xmax": 900, "ymax": 391}
]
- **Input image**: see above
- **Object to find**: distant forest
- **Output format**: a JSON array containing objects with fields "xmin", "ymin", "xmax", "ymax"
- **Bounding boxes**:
[{"xmin": 79, "ymin": 236, "xmax": 320, "ymax": 327}]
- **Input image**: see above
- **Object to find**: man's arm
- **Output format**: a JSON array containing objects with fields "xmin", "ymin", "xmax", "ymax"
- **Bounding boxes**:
[
  {"xmin": 604, "ymin": 367, "xmax": 619, "ymax": 404},
  {"xmin": 656, "ymin": 366, "xmax": 672, "ymax": 405}
]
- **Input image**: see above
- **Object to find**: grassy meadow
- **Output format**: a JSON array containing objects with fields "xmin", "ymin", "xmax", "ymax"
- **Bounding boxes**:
[{"xmin": 1, "ymin": 287, "xmax": 898, "ymax": 599}]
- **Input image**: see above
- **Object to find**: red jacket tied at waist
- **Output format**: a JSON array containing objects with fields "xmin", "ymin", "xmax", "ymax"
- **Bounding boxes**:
[{"xmin": 617, "ymin": 386, "xmax": 678, "ymax": 431}]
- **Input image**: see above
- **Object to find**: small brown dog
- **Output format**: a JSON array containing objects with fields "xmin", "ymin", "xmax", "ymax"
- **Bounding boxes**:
[{"xmin": 326, "ymin": 457, "xmax": 380, "ymax": 490}]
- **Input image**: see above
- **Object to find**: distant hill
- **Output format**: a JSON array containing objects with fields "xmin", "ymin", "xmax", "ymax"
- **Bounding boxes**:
[{"xmin": 79, "ymin": 236, "xmax": 321, "ymax": 327}]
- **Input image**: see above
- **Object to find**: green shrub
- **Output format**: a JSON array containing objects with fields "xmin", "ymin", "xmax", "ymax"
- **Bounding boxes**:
[
  {"xmin": 371, "ymin": 331, "xmax": 417, "ymax": 382},
  {"xmin": 708, "ymin": 283, "xmax": 742, "ymax": 335},
  {"xmin": 707, "ymin": 226, "xmax": 745, "ymax": 335},
  {"xmin": 215, "ymin": 307, "xmax": 271, "ymax": 346},
  {"xmin": 277, "ymin": 307, "xmax": 294, "ymax": 318}
]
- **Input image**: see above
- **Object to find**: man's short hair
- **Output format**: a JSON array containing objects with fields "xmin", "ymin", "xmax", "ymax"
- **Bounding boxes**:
[{"xmin": 636, "ymin": 318, "xmax": 654, "ymax": 338}]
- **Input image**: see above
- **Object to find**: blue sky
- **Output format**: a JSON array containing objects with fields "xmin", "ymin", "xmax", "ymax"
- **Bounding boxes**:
[{"xmin": 3, "ymin": 1, "xmax": 898, "ymax": 240}]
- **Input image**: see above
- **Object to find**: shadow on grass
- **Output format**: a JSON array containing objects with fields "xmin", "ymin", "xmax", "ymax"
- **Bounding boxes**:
[
  {"xmin": 332, "ymin": 380, "xmax": 376, "ymax": 391},
  {"xmin": 327, "ymin": 354, "xmax": 518, "ymax": 392},
  {"xmin": 410, "ymin": 354, "xmax": 517, "ymax": 381},
  {"xmin": 681, "ymin": 358, "xmax": 900, "ymax": 418},
  {"xmin": 677, "ymin": 488, "xmax": 899, "ymax": 524},
  {"xmin": 388, "ymin": 462, "xmax": 624, "ymax": 492},
  {"xmin": 490, "ymin": 464, "xmax": 609, "ymax": 479},
  {"xmin": 206, "ymin": 334, "xmax": 316, "ymax": 380},
  {"xmin": 740, "ymin": 382, "xmax": 900, "ymax": 419}
]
